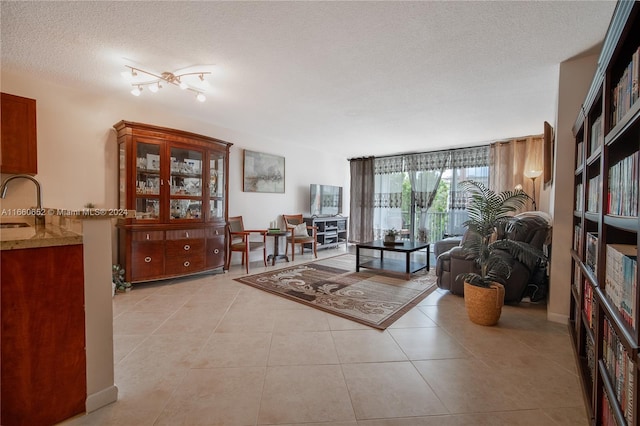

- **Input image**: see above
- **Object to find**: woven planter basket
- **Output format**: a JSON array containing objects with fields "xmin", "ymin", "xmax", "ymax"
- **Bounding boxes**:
[{"xmin": 464, "ymin": 281, "xmax": 505, "ymax": 326}]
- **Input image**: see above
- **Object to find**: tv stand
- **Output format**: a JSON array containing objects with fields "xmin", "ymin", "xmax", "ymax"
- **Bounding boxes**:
[{"xmin": 304, "ymin": 216, "xmax": 348, "ymax": 250}]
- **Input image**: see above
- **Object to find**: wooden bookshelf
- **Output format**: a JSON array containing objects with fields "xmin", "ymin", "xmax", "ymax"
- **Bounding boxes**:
[{"xmin": 569, "ymin": 2, "xmax": 640, "ymax": 425}]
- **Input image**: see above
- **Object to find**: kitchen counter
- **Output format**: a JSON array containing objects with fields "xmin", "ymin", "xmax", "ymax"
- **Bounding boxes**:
[
  {"xmin": 1, "ymin": 207, "xmax": 133, "ymax": 421},
  {"xmin": 0, "ymin": 207, "xmax": 132, "ymax": 250},
  {"xmin": 0, "ymin": 222, "xmax": 82, "ymax": 250}
]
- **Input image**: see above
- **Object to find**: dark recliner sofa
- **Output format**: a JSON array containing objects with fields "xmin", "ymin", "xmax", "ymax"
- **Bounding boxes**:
[{"xmin": 435, "ymin": 214, "xmax": 550, "ymax": 304}]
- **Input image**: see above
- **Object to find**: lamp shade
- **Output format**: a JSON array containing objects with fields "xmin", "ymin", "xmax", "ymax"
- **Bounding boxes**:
[{"xmin": 524, "ymin": 169, "xmax": 543, "ymax": 179}]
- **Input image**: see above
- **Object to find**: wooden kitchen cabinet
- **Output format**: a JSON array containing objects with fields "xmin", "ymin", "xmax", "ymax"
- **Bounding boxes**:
[
  {"xmin": 1, "ymin": 244, "xmax": 86, "ymax": 425},
  {"xmin": 114, "ymin": 121, "xmax": 232, "ymax": 282},
  {"xmin": 0, "ymin": 92, "xmax": 37, "ymax": 174}
]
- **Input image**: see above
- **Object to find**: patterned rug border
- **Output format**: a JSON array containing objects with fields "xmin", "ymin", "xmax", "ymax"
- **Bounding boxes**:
[{"xmin": 233, "ymin": 254, "xmax": 436, "ymax": 329}]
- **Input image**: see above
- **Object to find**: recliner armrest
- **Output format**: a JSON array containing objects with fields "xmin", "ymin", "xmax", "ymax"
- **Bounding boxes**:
[{"xmin": 448, "ymin": 246, "xmax": 475, "ymax": 261}]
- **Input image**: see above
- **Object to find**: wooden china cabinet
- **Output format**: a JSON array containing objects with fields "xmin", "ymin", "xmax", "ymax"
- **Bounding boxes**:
[{"xmin": 114, "ymin": 121, "xmax": 232, "ymax": 283}]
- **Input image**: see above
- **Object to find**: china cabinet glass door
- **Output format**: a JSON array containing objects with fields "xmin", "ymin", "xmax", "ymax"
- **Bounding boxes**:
[
  {"xmin": 135, "ymin": 141, "xmax": 161, "ymax": 220},
  {"xmin": 208, "ymin": 152, "xmax": 225, "ymax": 221},
  {"xmin": 169, "ymin": 147, "xmax": 203, "ymax": 220}
]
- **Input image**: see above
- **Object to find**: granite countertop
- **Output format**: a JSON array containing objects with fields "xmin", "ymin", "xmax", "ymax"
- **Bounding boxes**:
[
  {"xmin": 1, "ymin": 207, "xmax": 132, "ymax": 250},
  {"xmin": 0, "ymin": 223, "xmax": 83, "ymax": 250}
]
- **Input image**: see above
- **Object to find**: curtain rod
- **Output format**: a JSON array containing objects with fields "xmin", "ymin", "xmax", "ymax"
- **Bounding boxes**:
[
  {"xmin": 347, "ymin": 143, "xmax": 489, "ymax": 161},
  {"xmin": 347, "ymin": 131, "xmax": 544, "ymax": 161}
]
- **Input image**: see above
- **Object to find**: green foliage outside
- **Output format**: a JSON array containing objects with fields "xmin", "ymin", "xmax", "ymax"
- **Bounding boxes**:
[{"xmin": 431, "ymin": 180, "xmax": 449, "ymax": 213}]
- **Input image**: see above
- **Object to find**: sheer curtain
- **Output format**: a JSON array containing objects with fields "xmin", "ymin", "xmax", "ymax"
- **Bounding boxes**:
[
  {"xmin": 447, "ymin": 146, "xmax": 490, "ymax": 235},
  {"xmin": 406, "ymin": 151, "xmax": 450, "ymax": 242},
  {"xmin": 373, "ymin": 156, "xmax": 404, "ymax": 240},
  {"xmin": 490, "ymin": 135, "xmax": 543, "ymax": 211},
  {"xmin": 348, "ymin": 157, "xmax": 375, "ymax": 243}
]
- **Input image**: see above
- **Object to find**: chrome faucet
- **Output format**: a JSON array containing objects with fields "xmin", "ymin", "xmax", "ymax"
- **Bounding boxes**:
[{"xmin": 0, "ymin": 174, "xmax": 45, "ymax": 226}]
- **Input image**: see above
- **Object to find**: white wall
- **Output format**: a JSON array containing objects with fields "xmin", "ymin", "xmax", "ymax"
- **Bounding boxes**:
[
  {"xmin": 547, "ymin": 51, "xmax": 600, "ymax": 323},
  {"xmin": 1, "ymin": 70, "xmax": 350, "ymax": 264}
]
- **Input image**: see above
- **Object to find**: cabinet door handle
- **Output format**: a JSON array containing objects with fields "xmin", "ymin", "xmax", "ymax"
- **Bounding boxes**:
[
  {"xmin": 214, "ymin": 248, "xmax": 219, "ymax": 254},
  {"xmin": 144, "ymin": 256, "xmax": 152, "ymax": 263},
  {"xmin": 186, "ymin": 231, "xmax": 189, "ymax": 238},
  {"xmin": 183, "ymin": 261, "xmax": 190, "ymax": 267},
  {"xmin": 184, "ymin": 244, "xmax": 190, "ymax": 251},
  {"xmin": 146, "ymin": 233, "xmax": 150, "ymax": 240},
  {"xmin": 215, "ymin": 229, "xmax": 219, "ymax": 235}
]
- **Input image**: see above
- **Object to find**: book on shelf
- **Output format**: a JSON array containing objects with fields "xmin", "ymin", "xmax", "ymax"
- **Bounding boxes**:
[
  {"xmin": 608, "ymin": 151, "xmax": 639, "ymax": 216},
  {"xmin": 612, "ymin": 45, "xmax": 640, "ymax": 127},
  {"xmin": 590, "ymin": 115, "xmax": 603, "ymax": 156},
  {"xmin": 605, "ymin": 244, "xmax": 638, "ymax": 329},
  {"xmin": 576, "ymin": 141, "xmax": 584, "ymax": 168},
  {"xmin": 603, "ymin": 318, "xmax": 636, "ymax": 426},
  {"xmin": 586, "ymin": 333, "xmax": 595, "ymax": 381},
  {"xmin": 587, "ymin": 175, "xmax": 601, "ymax": 213},
  {"xmin": 586, "ymin": 232, "xmax": 598, "ymax": 274},
  {"xmin": 574, "ymin": 264, "xmax": 582, "ymax": 297},
  {"xmin": 575, "ymin": 183, "xmax": 584, "ymax": 212},
  {"xmin": 583, "ymin": 279, "xmax": 595, "ymax": 331},
  {"xmin": 574, "ymin": 224, "xmax": 583, "ymax": 253}
]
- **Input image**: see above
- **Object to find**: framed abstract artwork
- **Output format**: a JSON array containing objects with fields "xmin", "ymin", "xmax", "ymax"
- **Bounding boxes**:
[
  {"xmin": 243, "ymin": 149, "xmax": 285, "ymax": 193},
  {"xmin": 543, "ymin": 121, "xmax": 554, "ymax": 186}
]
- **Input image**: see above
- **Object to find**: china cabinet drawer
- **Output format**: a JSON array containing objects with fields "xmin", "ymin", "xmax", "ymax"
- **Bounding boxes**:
[
  {"xmin": 206, "ymin": 236, "xmax": 225, "ymax": 268},
  {"xmin": 165, "ymin": 252, "xmax": 205, "ymax": 275},
  {"xmin": 131, "ymin": 242, "xmax": 164, "ymax": 281},
  {"xmin": 131, "ymin": 230, "xmax": 164, "ymax": 241},
  {"xmin": 166, "ymin": 228, "xmax": 205, "ymax": 240},
  {"xmin": 206, "ymin": 226, "xmax": 225, "ymax": 238},
  {"xmin": 165, "ymin": 239, "xmax": 205, "ymax": 257}
]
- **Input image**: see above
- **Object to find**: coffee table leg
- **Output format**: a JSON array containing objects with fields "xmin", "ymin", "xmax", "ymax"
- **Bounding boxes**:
[
  {"xmin": 356, "ymin": 245, "xmax": 360, "ymax": 272},
  {"xmin": 406, "ymin": 252, "xmax": 410, "ymax": 274},
  {"xmin": 426, "ymin": 244, "xmax": 430, "ymax": 271}
]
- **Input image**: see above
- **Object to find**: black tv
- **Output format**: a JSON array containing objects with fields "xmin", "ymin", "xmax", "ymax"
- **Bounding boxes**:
[{"xmin": 310, "ymin": 184, "xmax": 342, "ymax": 217}]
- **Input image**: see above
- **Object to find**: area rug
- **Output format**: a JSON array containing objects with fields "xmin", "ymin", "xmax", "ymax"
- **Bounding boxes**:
[{"xmin": 233, "ymin": 254, "xmax": 437, "ymax": 329}]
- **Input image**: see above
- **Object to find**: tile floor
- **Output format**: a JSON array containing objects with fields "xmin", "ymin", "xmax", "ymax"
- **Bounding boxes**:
[{"xmin": 62, "ymin": 246, "xmax": 588, "ymax": 426}]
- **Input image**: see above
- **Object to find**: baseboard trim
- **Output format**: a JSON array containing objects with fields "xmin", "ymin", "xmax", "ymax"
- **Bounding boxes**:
[
  {"xmin": 547, "ymin": 311, "xmax": 568, "ymax": 324},
  {"xmin": 86, "ymin": 385, "xmax": 118, "ymax": 413}
]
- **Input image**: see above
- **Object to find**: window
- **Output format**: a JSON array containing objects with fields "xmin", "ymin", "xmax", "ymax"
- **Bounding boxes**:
[{"xmin": 373, "ymin": 146, "xmax": 489, "ymax": 242}]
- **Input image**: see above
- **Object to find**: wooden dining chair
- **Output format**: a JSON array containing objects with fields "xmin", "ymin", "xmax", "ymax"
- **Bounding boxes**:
[
  {"xmin": 225, "ymin": 216, "xmax": 267, "ymax": 273},
  {"xmin": 282, "ymin": 214, "xmax": 317, "ymax": 261}
]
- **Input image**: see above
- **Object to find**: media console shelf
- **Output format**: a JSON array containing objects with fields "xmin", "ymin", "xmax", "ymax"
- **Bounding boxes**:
[{"xmin": 304, "ymin": 216, "xmax": 348, "ymax": 250}]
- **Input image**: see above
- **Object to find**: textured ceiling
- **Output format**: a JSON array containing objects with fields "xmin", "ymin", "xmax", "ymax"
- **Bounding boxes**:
[{"xmin": 1, "ymin": 1, "xmax": 616, "ymax": 158}]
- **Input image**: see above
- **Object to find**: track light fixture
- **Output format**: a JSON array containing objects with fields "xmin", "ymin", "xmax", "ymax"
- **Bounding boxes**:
[{"xmin": 122, "ymin": 65, "xmax": 210, "ymax": 102}]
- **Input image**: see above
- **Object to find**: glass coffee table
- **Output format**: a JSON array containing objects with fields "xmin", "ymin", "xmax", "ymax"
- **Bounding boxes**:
[{"xmin": 355, "ymin": 240, "xmax": 430, "ymax": 276}]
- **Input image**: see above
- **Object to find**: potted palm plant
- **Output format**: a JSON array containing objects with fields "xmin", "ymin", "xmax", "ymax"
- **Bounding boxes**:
[{"xmin": 458, "ymin": 180, "xmax": 546, "ymax": 325}]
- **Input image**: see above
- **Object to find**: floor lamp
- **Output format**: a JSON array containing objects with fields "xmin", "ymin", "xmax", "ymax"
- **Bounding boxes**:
[{"xmin": 524, "ymin": 169, "xmax": 543, "ymax": 210}]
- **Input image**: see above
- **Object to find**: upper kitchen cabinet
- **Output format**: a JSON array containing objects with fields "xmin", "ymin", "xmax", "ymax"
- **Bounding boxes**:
[{"xmin": 0, "ymin": 93, "xmax": 37, "ymax": 175}]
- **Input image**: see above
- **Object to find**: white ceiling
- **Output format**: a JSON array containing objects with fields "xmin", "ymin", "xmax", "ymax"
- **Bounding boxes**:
[{"xmin": 1, "ymin": 1, "xmax": 617, "ymax": 158}]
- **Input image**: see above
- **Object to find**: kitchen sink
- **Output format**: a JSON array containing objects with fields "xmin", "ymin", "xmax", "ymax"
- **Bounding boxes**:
[{"xmin": 0, "ymin": 222, "xmax": 31, "ymax": 229}]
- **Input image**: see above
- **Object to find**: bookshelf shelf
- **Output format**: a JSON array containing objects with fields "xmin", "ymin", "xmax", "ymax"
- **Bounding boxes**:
[
  {"xmin": 606, "ymin": 101, "xmax": 640, "ymax": 146},
  {"xmin": 604, "ymin": 215, "xmax": 638, "ymax": 232},
  {"xmin": 569, "ymin": 3, "xmax": 640, "ymax": 425}
]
